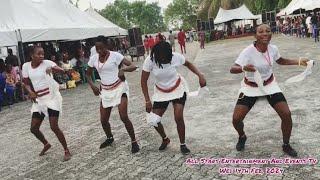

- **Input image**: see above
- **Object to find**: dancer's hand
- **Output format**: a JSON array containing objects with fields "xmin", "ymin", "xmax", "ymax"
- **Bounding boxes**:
[
  {"xmin": 242, "ymin": 64, "xmax": 256, "ymax": 72},
  {"xmin": 145, "ymin": 101, "xmax": 152, "ymax": 113},
  {"xmin": 299, "ymin": 58, "xmax": 309, "ymax": 66},
  {"xmin": 199, "ymin": 74, "xmax": 206, "ymax": 87},
  {"xmin": 91, "ymin": 86, "xmax": 101, "ymax": 96},
  {"xmin": 29, "ymin": 92, "xmax": 37, "ymax": 103}
]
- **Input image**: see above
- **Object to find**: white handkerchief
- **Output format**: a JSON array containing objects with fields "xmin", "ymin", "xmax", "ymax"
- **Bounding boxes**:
[
  {"xmin": 285, "ymin": 60, "xmax": 315, "ymax": 84},
  {"xmin": 253, "ymin": 70, "xmax": 264, "ymax": 87},
  {"xmin": 188, "ymin": 86, "xmax": 210, "ymax": 97},
  {"xmin": 146, "ymin": 112, "xmax": 161, "ymax": 127}
]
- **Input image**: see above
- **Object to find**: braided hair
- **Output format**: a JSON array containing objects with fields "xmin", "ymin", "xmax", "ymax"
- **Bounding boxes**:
[{"xmin": 150, "ymin": 41, "xmax": 173, "ymax": 68}]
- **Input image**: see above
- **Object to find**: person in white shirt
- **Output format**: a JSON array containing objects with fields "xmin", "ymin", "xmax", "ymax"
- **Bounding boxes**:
[
  {"xmin": 86, "ymin": 36, "xmax": 140, "ymax": 153},
  {"xmin": 22, "ymin": 46, "xmax": 71, "ymax": 161},
  {"xmin": 141, "ymin": 41, "xmax": 206, "ymax": 155},
  {"xmin": 230, "ymin": 24, "xmax": 310, "ymax": 157}
]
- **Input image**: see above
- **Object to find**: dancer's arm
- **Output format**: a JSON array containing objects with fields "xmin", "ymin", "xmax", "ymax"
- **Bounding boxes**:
[
  {"xmin": 276, "ymin": 57, "xmax": 309, "ymax": 66},
  {"xmin": 22, "ymin": 78, "xmax": 37, "ymax": 102},
  {"xmin": 184, "ymin": 60, "xmax": 206, "ymax": 87},
  {"xmin": 120, "ymin": 58, "xmax": 137, "ymax": 72},
  {"xmin": 86, "ymin": 67, "xmax": 100, "ymax": 96},
  {"xmin": 230, "ymin": 64, "xmax": 256, "ymax": 74},
  {"xmin": 141, "ymin": 70, "xmax": 152, "ymax": 113}
]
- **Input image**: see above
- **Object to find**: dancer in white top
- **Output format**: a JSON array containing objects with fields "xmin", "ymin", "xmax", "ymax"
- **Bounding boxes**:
[
  {"xmin": 86, "ymin": 36, "xmax": 140, "ymax": 153},
  {"xmin": 230, "ymin": 24, "xmax": 310, "ymax": 157},
  {"xmin": 141, "ymin": 41, "xmax": 206, "ymax": 155},
  {"xmin": 22, "ymin": 46, "xmax": 71, "ymax": 161}
]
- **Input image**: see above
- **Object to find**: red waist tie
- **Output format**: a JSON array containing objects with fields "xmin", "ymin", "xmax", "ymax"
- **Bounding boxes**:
[
  {"xmin": 156, "ymin": 77, "xmax": 181, "ymax": 93},
  {"xmin": 244, "ymin": 74, "xmax": 274, "ymax": 87},
  {"xmin": 35, "ymin": 88, "xmax": 50, "ymax": 97},
  {"xmin": 100, "ymin": 79, "xmax": 122, "ymax": 90}
]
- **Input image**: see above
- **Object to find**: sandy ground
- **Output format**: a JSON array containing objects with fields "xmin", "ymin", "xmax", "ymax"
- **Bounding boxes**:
[{"xmin": 0, "ymin": 36, "xmax": 319, "ymax": 180}]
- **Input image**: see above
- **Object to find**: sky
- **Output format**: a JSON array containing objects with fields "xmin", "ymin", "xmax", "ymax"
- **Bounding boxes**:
[{"xmin": 73, "ymin": 0, "xmax": 173, "ymax": 11}]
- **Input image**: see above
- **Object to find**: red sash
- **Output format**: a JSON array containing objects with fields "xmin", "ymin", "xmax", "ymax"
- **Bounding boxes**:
[
  {"xmin": 244, "ymin": 74, "xmax": 274, "ymax": 87},
  {"xmin": 156, "ymin": 77, "xmax": 181, "ymax": 93},
  {"xmin": 100, "ymin": 79, "xmax": 122, "ymax": 90},
  {"xmin": 35, "ymin": 88, "xmax": 50, "ymax": 97}
]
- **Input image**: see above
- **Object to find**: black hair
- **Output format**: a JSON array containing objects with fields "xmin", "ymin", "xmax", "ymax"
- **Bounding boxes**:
[
  {"xmin": 96, "ymin": 35, "xmax": 109, "ymax": 46},
  {"xmin": 7, "ymin": 48, "xmax": 13, "ymax": 55},
  {"xmin": 150, "ymin": 41, "xmax": 173, "ymax": 68},
  {"xmin": 0, "ymin": 59, "xmax": 5, "ymax": 73},
  {"xmin": 29, "ymin": 45, "xmax": 43, "ymax": 56}
]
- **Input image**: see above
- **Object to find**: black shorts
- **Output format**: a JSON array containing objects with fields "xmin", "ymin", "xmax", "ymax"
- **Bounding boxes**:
[
  {"xmin": 153, "ymin": 92, "xmax": 187, "ymax": 110},
  {"xmin": 236, "ymin": 92, "xmax": 287, "ymax": 109},
  {"xmin": 32, "ymin": 108, "xmax": 60, "ymax": 120}
]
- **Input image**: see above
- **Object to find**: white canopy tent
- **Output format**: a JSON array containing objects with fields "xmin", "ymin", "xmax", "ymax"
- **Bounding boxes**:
[
  {"xmin": 0, "ymin": 0, "xmax": 122, "ymax": 47},
  {"xmin": 278, "ymin": 0, "xmax": 320, "ymax": 16},
  {"xmin": 214, "ymin": 5, "xmax": 258, "ymax": 24},
  {"xmin": 85, "ymin": 7, "xmax": 128, "ymax": 36}
]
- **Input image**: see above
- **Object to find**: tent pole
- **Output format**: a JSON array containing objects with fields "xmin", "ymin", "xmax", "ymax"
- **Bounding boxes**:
[{"xmin": 14, "ymin": 29, "xmax": 25, "ymax": 66}]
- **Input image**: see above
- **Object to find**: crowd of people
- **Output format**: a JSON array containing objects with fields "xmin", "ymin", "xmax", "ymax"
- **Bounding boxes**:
[
  {"xmin": 0, "ymin": 49, "xmax": 23, "ymax": 111},
  {"xmin": 143, "ymin": 29, "xmax": 206, "ymax": 55},
  {"xmin": 0, "ymin": 37, "xmax": 131, "ymax": 111},
  {"xmin": 275, "ymin": 12, "xmax": 320, "ymax": 42}
]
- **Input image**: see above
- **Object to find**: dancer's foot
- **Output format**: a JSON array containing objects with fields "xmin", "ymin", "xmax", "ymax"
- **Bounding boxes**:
[
  {"xmin": 282, "ymin": 144, "xmax": 298, "ymax": 157},
  {"xmin": 131, "ymin": 141, "xmax": 140, "ymax": 153},
  {"xmin": 100, "ymin": 136, "xmax": 114, "ymax": 149},
  {"xmin": 180, "ymin": 144, "xmax": 190, "ymax": 155},
  {"xmin": 236, "ymin": 135, "xmax": 247, "ymax": 151},
  {"xmin": 159, "ymin": 138, "xmax": 170, "ymax": 151},
  {"xmin": 63, "ymin": 150, "xmax": 72, "ymax": 161},
  {"xmin": 39, "ymin": 143, "xmax": 51, "ymax": 156}
]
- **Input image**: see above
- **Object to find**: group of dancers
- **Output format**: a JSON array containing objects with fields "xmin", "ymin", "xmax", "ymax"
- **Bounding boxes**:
[{"xmin": 21, "ymin": 24, "xmax": 310, "ymax": 161}]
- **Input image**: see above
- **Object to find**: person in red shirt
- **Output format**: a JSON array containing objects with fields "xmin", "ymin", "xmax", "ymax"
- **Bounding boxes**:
[
  {"xmin": 148, "ymin": 35, "xmax": 155, "ymax": 49},
  {"xmin": 178, "ymin": 29, "xmax": 186, "ymax": 54},
  {"xmin": 144, "ymin": 35, "xmax": 150, "ymax": 55}
]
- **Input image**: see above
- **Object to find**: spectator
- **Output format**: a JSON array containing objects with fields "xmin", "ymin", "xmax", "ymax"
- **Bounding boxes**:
[
  {"xmin": 4, "ymin": 64, "xmax": 17, "ymax": 106},
  {"xmin": 5, "ymin": 49, "xmax": 19, "ymax": 66},
  {"xmin": 148, "ymin": 35, "xmax": 155, "ymax": 49},
  {"xmin": 178, "ymin": 29, "xmax": 186, "ymax": 54},
  {"xmin": 0, "ymin": 59, "xmax": 5, "ymax": 111},
  {"xmin": 311, "ymin": 12, "xmax": 319, "ymax": 42},
  {"xmin": 144, "ymin": 35, "xmax": 150, "ymax": 55},
  {"xmin": 168, "ymin": 30, "xmax": 176, "ymax": 52}
]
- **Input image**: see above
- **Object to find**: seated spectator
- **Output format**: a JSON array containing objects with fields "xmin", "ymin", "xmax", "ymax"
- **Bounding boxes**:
[
  {"xmin": 0, "ymin": 59, "xmax": 5, "ymax": 111},
  {"xmin": 53, "ymin": 51, "xmax": 70, "ymax": 87},
  {"xmin": 70, "ymin": 48, "xmax": 85, "ymax": 83},
  {"xmin": 4, "ymin": 64, "xmax": 17, "ymax": 106}
]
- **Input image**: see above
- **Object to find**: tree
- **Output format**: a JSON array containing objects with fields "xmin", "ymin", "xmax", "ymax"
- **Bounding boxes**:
[
  {"xmin": 197, "ymin": 0, "xmax": 292, "ymax": 20},
  {"xmin": 99, "ymin": 0, "xmax": 166, "ymax": 34},
  {"xmin": 164, "ymin": 0, "xmax": 199, "ymax": 30},
  {"xmin": 278, "ymin": 0, "xmax": 292, "ymax": 9}
]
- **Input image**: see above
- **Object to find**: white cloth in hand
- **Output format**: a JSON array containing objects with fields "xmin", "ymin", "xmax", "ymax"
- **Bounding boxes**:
[{"xmin": 285, "ymin": 60, "xmax": 315, "ymax": 84}]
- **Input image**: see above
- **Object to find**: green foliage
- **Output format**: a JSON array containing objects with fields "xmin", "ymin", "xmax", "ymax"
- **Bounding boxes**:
[
  {"xmin": 164, "ymin": 0, "xmax": 199, "ymax": 30},
  {"xmin": 197, "ymin": 0, "xmax": 292, "ymax": 19},
  {"xmin": 99, "ymin": 0, "xmax": 166, "ymax": 34}
]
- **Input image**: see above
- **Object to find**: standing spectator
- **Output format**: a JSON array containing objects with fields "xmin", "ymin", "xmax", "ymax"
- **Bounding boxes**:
[
  {"xmin": 143, "ymin": 35, "xmax": 150, "ymax": 55},
  {"xmin": 306, "ymin": 14, "xmax": 312, "ymax": 37},
  {"xmin": 148, "ymin": 35, "xmax": 155, "ymax": 49},
  {"xmin": 178, "ymin": 29, "xmax": 186, "ymax": 54},
  {"xmin": 168, "ymin": 30, "xmax": 176, "ymax": 52},
  {"xmin": 311, "ymin": 13, "xmax": 319, "ymax": 42},
  {"xmin": 198, "ymin": 28, "xmax": 206, "ymax": 49}
]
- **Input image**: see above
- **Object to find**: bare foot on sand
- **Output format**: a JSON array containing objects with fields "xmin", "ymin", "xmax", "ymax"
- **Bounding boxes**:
[{"xmin": 39, "ymin": 143, "xmax": 51, "ymax": 156}]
